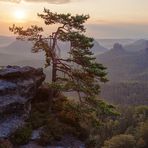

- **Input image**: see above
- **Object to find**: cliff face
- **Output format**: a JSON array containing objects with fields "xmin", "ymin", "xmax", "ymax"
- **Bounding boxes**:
[{"xmin": 0, "ymin": 66, "xmax": 45, "ymax": 138}]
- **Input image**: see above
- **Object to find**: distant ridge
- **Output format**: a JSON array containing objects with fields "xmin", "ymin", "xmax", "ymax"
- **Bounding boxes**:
[
  {"xmin": 97, "ymin": 43, "xmax": 148, "ymax": 105},
  {"xmin": 97, "ymin": 38, "xmax": 136, "ymax": 49},
  {"xmin": 92, "ymin": 40, "xmax": 108, "ymax": 54},
  {"xmin": 2, "ymin": 40, "xmax": 33, "ymax": 53},
  {"xmin": 97, "ymin": 43, "xmax": 148, "ymax": 81},
  {"xmin": 0, "ymin": 35, "xmax": 15, "ymax": 47},
  {"xmin": 124, "ymin": 39, "xmax": 148, "ymax": 52},
  {"xmin": 0, "ymin": 37, "xmax": 108, "ymax": 55}
]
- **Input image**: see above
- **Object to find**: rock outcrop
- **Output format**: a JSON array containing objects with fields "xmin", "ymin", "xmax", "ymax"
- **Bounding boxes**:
[{"xmin": 0, "ymin": 66, "xmax": 45, "ymax": 138}]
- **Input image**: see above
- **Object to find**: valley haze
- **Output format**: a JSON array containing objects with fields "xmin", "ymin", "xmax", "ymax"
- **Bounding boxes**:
[{"xmin": 0, "ymin": 36, "xmax": 148, "ymax": 105}]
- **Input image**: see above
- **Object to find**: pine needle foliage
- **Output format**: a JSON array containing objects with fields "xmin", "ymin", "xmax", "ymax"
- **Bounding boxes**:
[
  {"xmin": 9, "ymin": 10, "xmax": 119, "ymax": 147},
  {"xmin": 10, "ymin": 8, "xmax": 108, "ymax": 102}
]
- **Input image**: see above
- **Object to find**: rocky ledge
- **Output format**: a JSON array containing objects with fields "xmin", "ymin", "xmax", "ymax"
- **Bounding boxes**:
[{"xmin": 0, "ymin": 66, "xmax": 45, "ymax": 138}]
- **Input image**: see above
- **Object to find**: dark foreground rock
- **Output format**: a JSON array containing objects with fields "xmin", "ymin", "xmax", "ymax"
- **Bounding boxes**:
[
  {"xmin": 20, "ymin": 136, "xmax": 85, "ymax": 148},
  {"xmin": 0, "ymin": 66, "xmax": 45, "ymax": 138}
]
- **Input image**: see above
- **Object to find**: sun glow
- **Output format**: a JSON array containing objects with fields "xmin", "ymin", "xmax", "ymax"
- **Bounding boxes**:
[{"xmin": 14, "ymin": 9, "xmax": 27, "ymax": 21}]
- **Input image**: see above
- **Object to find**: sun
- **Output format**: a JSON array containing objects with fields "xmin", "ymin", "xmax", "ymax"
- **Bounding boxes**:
[{"xmin": 14, "ymin": 9, "xmax": 27, "ymax": 21}]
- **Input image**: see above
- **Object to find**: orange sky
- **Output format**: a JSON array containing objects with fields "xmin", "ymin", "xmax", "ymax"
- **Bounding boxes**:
[{"xmin": 0, "ymin": 0, "xmax": 148, "ymax": 38}]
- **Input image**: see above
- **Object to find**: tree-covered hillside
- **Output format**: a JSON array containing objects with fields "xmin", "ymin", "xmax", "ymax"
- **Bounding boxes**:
[{"xmin": 97, "ymin": 43, "xmax": 148, "ymax": 105}]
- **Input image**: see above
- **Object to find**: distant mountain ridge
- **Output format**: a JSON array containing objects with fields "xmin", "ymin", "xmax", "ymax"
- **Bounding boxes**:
[
  {"xmin": 2, "ymin": 40, "xmax": 33, "ymax": 54},
  {"xmin": 0, "ymin": 37, "xmax": 108, "ymax": 55},
  {"xmin": 1, "ymin": 36, "xmax": 148, "ymax": 105},
  {"xmin": 0, "ymin": 35, "xmax": 15, "ymax": 47},
  {"xmin": 124, "ymin": 39, "xmax": 148, "ymax": 52},
  {"xmin": 97, "ymin": 38, "xmax": 136, "ymax": 49},
  {"xmin": 97, "ymin": 43, "xmax": 148, "ymax": 105},
  {"xmin": 92, "ymin": 40, "xmax": 108, "ymax": 54},
  {"xmin": 97, "ymin": 43, "xmax": 148, "ymax": 81}
]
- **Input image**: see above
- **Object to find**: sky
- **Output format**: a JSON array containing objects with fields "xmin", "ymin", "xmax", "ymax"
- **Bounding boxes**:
[{"xmin": 0, "ymin": 0, "xmax": 148, "ymax": 38}]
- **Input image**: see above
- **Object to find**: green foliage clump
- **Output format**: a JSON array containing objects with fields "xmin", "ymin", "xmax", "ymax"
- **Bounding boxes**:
[
  {"xmin": 135, "ymin": 120, "xmax": 148, "ymax": 148},
  {"xmin": 136, "ymin": 138, "xmax": 146, "ymax": 148},
  {"xmin": 100, "ymin": 105, "xmax": 148, "ymax": 148},
  {"xmin": 29, "ymin": 109, "xmax": 49, "ymax": 129},
  {"xmin": 28, "ymin": 86, "xmax": 51, "ymax": 129},
  {"xmin": 51, "ymin": 95, "xmax": 119, "ymax": 144},
  {"xmin": 10, "ymin": 125, "xmax": 32, "ymax": 145},
  {"xmin": 38, "ymin": 117, "xmax": 64, "ymax": 146},
  {"xmin": 103, "ymin": 134, "xmax": 136, "ymax": 148},
  {"xmin": 135, "ymin": 106, "xmax": 148, "ymax": 122},
  {"xmin": 31, "ymin": 93, "xmax": 118, "ymax": 147},
  {"xmin": 86, "ymin": 135, "xmax": 102, "ymax": 148},
  {"xmin": 29, "ymin": 101, "xmax": 50, "ymax": 129},
  {"xmin": 138, "ymin": 121, "xmax": 148, "ymax": 144}
]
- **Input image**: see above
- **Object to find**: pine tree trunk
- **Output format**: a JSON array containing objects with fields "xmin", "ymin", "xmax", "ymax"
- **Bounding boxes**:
[
  {"xmin": 51, "ymin": 59, "xmax": 58, "ymax": 97},
  {"xmin": 52, "ymin": 59, "xmax": 57, "ymax": 82}
]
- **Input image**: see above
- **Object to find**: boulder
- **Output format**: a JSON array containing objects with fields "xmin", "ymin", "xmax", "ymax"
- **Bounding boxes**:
[{"xmin": 0, "ymin": 66, "xmax": 45, "ymax": 138}]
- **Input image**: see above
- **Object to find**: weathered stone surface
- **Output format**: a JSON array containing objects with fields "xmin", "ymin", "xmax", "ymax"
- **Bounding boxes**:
[{"xmin": 0, "ymin": 66, "xmax": 45, "ymax": 138}]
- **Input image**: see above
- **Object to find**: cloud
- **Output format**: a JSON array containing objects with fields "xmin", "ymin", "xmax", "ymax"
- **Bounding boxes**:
[{"xmin": 0, "ymin": 0, "xmax": 71, "ymax": 4}]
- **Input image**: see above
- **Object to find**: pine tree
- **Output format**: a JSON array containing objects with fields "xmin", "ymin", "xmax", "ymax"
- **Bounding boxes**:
[
  {"xmin": 10, "ymin": 10, "xmax": 119, "ymax": 146},
  {"xmin": 10, "ymin": 8, "xmax": 108, "ymax": 103}
]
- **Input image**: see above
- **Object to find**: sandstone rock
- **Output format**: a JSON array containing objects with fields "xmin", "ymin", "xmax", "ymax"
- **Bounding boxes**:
[{"xmin": 0, "ymin": 66, "xmax": 45, "ymax": 138}]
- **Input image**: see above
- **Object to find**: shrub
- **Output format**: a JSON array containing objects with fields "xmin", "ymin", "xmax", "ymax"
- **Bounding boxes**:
[
  {"xmin": 86, "ymin": 135, "xmax": 101, "ymax": 148},
  {"xmin": 103, "ymin": 134, "xmax": 136, "ymax": 148},
  {"xmin": 37, "ymin": 131, "xmax": 54, "ymax": 146},
  {"xmin": 38, "ymin": 117, "xmax": 64, "ymax": 146},
  {"xmin": 10, "ymin": 125, "xmax": 32, "ymax": 145},
  {"xmin": 136, "ymin": 138, "xmax": 146, "ymax": 148},
  {"xmin": 29, "ymin": 110, "xmax": 48, "ymax": 129},
  {"xmin": 135, "ymin": 120, "xmax": 148, "ymax": 147},
  {"xmin": 29, "ymin": 99, "xmax": 50, "ymax": 129}
]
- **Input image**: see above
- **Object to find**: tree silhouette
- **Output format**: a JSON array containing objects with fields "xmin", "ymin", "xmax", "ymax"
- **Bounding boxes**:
[
  {"xmin": 9, "ymin": 10, "xmax": 119, "ymax": 146},
  {"xmin": 10, "ymin": 8, "xmax": 108, "ymax": 103}
]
